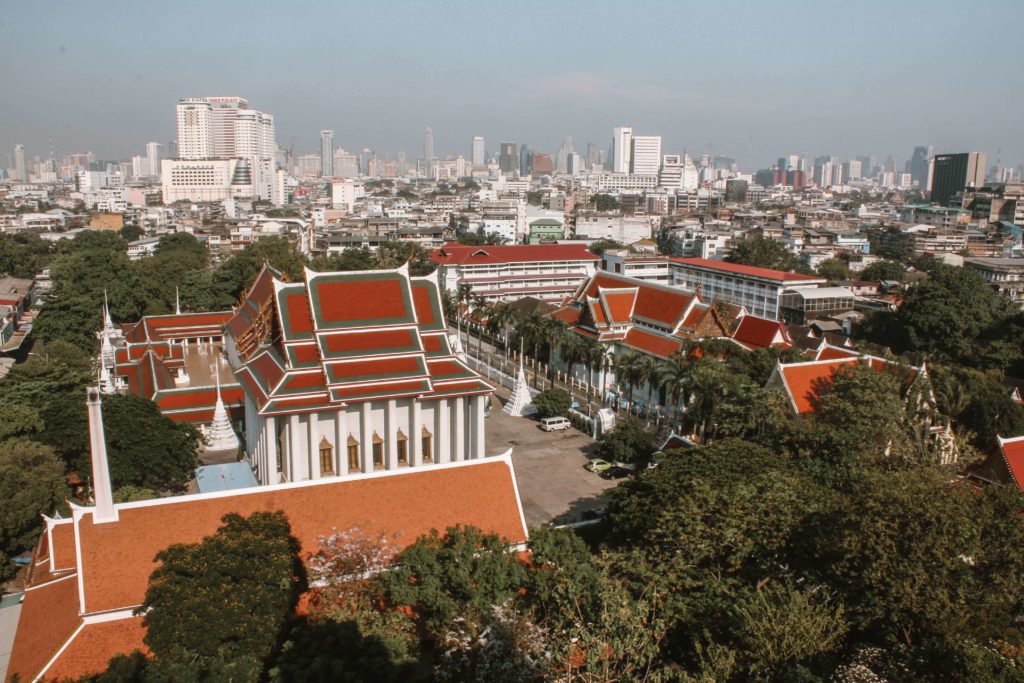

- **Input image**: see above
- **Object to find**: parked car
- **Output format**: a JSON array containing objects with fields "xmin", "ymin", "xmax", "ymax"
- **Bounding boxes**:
[
  {"xmin": 585, "ymin": 458, "xmax": 613, "ymax": 473},
  {"xmin": 600, "ymin": 466, "xmax": 632, "ymax": 480},
  {"xmin": 539, "ymin": 416, "xmax": 571, "ymax": 432}
]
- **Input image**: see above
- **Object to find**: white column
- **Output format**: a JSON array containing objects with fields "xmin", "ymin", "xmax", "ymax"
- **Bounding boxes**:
[
  {"xmin": 289, "ymin": 414, "xmax": 304, "ymax": 482},
  {"xmin": 473, "ymin": 394, "xmax": 486, "ymax": 458},
  {"xmin": 336, "ymin": 410, "xmax": 347, "ymax": 476},
  {"xmin": 360, "ymin": 402, "xmax": 373, "ymax": 473},
  {"xmin": 453, "ymin": 396, "xmax": 465, "ymax": 461},
  {"xmin": 309, "ymin": 412, "xmax": 320, "ymax": 480},
  {"xmin": 411, "ymin": 399, "xmax": 422, "ymax": 467},
  {"xmin": 385, "ymin": 399, "xmax": 397, "ymax": 469},
  {"xmin": 265, "ymin": 416, "xmax": 278, "ymax": 485},
  {"xmin": 437, "ymin": 399, "xmax": 450, "ymax": 464}
]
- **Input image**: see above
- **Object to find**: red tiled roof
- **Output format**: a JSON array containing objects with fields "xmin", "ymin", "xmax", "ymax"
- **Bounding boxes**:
[
  {"xmin": 621, "ymin": 328, "xmax": 683, "ymax": 359},
  {"xmin": 815, "ymin": 344, "xmax": 860, "ymax": 361},
  {"xmin": 44, "ymin": 617, "xmax": 149, "ymax": 682},
  {"xmin": 430, "ymin": 243, "xmax": 598, "ymax": 266},
  {"xmin": 601, "ymin": 290, "xmax": 636, "ymax": 324},
  {"xmin": 75, "ymin": 458, "xmax": 527, "ymax": 614},
  {"xmin": 733, "ymin": 315, "xmax": 790, "ymax": 349},
  {"xmin": 776, "ymin": 357, "xmax": 918, "ymax": 414},
  {"xmin": 550, "ymin": 306, "xmax": 581, "ymax": 325},
  {"xmin": 1000, "ymin": 437, "xmax": 1024, "ymax": 493},
  {"xmin": 284, "ymin": 292, "xmax": 315, "ymax": 335},
  {"xmin": 314, "ymin": 278, "xmax": 409, "ymax": 324},
  {"xmin": 321, "ymin": 328, "xmax": 418, "ymax": 356},
  {"xmin": 6, "ymin": 575, "xmax": 82, "ymax": 682},
  {"xmin": 50, "ymin": 520, "xmax": 77, "ymax": 572},
  {"xmin": 670, "ymin": 257, "xmax": 824, "ymax": 283}
]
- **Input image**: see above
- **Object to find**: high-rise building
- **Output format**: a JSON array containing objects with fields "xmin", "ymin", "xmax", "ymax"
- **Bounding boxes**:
[
  {"xmin": 908, "ymin": 145, "xmax": 931, "ymax": 189},
  {"xmin": 929, "ymin": 152, "xmax": 987, "ymax": 206},
  {"xmin": 556, "ymin": 136, "xmax": 574, "ymax": 174},
  {"xmin": 630, "ymin": 135, "xmax": 662, "ymax": 175},
  {"xmin": 612, "ymin": 126, "xmax": 632, "ymax": 173},
  {"xmin": 424, "ymin": 127, "xmax": 435, "ymax": 161},
  {"xmin": 498, "ymin": 142, "xmax": 518, "ymax": 174},
  {"xmin": 520, "ymin": 144, "xmax": 530, "ymax": 177},
  {"xmin": 320, "ymin": 129, "xmax": 334, "ymax": 178},
  {"xmin": 175, "ymin": 98, "xmax": 213, "ymax": 159},
  {"xmin": 845, "ymin": 159, "xmax": 862, "ymax": 181},
  {"xmin": 586, "ymin": 143, "xmax": 598, "ymax": 170},
  {"xmin": 145, "ymin": 142, "xmax": 162, "ymax": 178},
  {"xmin": 14, "ymin": 144, "xmax": 26, "ymax": 182},
  {"xmin": 471, "ymin": 136, "xmax": 485, "ymax": 167}
]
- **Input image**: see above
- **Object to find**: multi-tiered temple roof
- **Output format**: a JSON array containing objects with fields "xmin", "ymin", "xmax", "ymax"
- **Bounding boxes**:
[{"xmin": 226, "ymin": 264, "xmax": 491, "ymax": 416}]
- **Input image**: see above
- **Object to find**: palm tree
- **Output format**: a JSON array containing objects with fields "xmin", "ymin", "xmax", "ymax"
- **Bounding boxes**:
[
  {"xmin": 659, "ymin": 351, "xmax": 690, "ymax": 431},
  {"xmin": 540, "ymin": 316, "xmax": 568, "ymax": 385},
  {"xmin": 486, "ymin": 301, "xmax": 516, "ymax": 355},
  {"xmin": 455, "ymin": 283, "xmax": 473, "ymax": 352},
  {"xmin": 560, "ymin": 331, "xmax": 587, "ymax": 390},
  {"xmin": 470, "ymin": 294, "xmax": 488, "ymax": 359},
  {"xmin": 634, "ymin": 354, "xmax": 662, "ymax": 418},
  {"xmin": 515, "ymin": 313, "xmax": 545, "ymax": 386},
  {"xmin": 613, "ymin": 350, "xmax": 641, "ymax": 413},
  {"xmin": 581, "ymin": 338, "xmax": 605, "ymax": 400},
  {"xmin": 684, "ymin": 360, "xmax": 729, "ymax": 442}
]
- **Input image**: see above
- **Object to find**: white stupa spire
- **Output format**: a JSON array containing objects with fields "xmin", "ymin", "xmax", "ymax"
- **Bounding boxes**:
[
  {"xmin": 205, "ymin": 358, "xmax": 239, "ymax": 451},
  {"xmin": 175, "ymin": 286, "xmax": 181, "ymax": 315},
  {"xmin": 99, "ymin": 363, "xmax": 116, "ymax": 395},
  {"xmin": 100, "ymin": 329, "xmax": 115, "ymax": 369},
  {"xmin": 86, "ymin": 388, "xmax": 117, "ymax": 523},
  {"xmin": 503, "ymin": 358, "xmax": 537, "ymax": 417}
]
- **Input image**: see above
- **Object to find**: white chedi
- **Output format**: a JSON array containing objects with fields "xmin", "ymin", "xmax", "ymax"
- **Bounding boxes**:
[
  {"xmin": 503, "ymin": 361, "xmax": 537, "ymax": 417},
  {"xmin": 205, "ymin": 369, "xmax": 239, "ymax": 451}
]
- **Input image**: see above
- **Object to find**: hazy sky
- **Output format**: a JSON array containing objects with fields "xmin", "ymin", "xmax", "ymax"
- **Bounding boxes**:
[{"xmin": 2, "ymin": 0, "xmax": 1022, "ymax": 169}]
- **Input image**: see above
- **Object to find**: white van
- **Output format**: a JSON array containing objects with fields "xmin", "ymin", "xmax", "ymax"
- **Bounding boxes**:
[{"xmin": 539, "ymin": 416, "xmax": 571, "ymax": 432}]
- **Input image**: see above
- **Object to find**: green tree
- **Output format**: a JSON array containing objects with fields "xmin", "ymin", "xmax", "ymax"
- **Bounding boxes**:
[
  {"xmin": 595, "ymin": 416, "xmax": 656, "ymax": 466},
  {"xmin": 119, "ymin": 224, "xmax": 145, "ymax": 242},
  {"xmin": 586, "ymin": 239, "xmax": 626, "ymax": 257},
  {"xmin": 860, "ymin": 260, "xmax": 906, "ymax": 282},
  {"xmin": 532, "ymin": 388, "xmax": 571, "ymax": 419},
  {"xmin": 816, "ymin": 258, "xmax": 850, "ymax": 281},
  {"xmin": 726, "ymin": 235, "xmax": 805, "ymax": 272},
  {"xmin": 0, "ymin": 440, "xmax": 69, "ymax": 581},
  {"xmin": 381, "ymin": 525, "xmax": 527, "ymax": 638},
  {"xmin": 591, "ymin": 194, "xmax": 620, "ymax": 212},
  {"xmin": 0, "ymin": 400, "xmax": 44, "ymax": 441},
  {"xmin": 137, "ymin": 511, "xmax": 305, "ymax": 681},
  {"xmin": 375, "ymin": 241, "xmax": 435, "ymax": 275}
]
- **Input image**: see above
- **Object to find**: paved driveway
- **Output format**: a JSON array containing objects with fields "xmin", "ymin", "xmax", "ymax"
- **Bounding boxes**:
[{"xmin": 484, "ymin": 392, "xmax": 618, "ymax": 527}]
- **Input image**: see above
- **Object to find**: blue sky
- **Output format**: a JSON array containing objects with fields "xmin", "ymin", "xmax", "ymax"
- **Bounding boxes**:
[{"xmin": 2, "ymin": 0, "xmax": 1021, "ymax": 169}]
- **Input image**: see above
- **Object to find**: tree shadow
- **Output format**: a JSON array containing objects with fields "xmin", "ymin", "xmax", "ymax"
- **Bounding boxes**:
[{"xmin": 272, "ymin": 616, "xmax": 416, "ymax": 683}]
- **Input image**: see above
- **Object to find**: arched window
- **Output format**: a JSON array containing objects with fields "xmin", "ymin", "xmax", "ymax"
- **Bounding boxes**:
[
  {"xmin": 396, "ymin": 429, "xmax": 408, "ymax": 465},
  {"xmin": 347, "ymin": 435, "xmax": 360, "ymax": 471},
  {"xmin": 319, "ymin": 437, "xmax": 333, "ymax": 475},
  {"xmin": 372, "ymin": 432, "xmax": 384, "ymax": 469},
  {"xmin": 421, "ymin": 426, "xmax": 433, "ymax": 463}
]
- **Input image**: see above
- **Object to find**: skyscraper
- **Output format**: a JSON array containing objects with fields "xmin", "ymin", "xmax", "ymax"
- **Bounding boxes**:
[
  {"xmin": 424, "ymin": 127, "xmax": 435, "ymax": 161},
  {"xmin": 556, "ymin": 136, "xmax": 574, "ymax": 174},
  {"xmin": 320, "ymin": 129, "xmax": 334, "ymax": 178},
  {"xmin": 498, "ymin": 142, "xmax": 518, "ymax": 174},
  {"xmin": 929, "ymin": 152, "xmax": 987, "ymax": 206},
  {"xmin": 145, "ymin": 142, "xmax": 162, "ymax": 178},
  {"xmin": 519, "ymin": 144, "xmax": 530, "ymax": 177},
  {"xmin": 612, "ymin": 126, "xmax": 632, "ymax": 173},
  {"xmin": 14, "ymin": 144, "xmax": 26, "ymax": 182},
  {"xmin": 175, "ymin": 97, "xmax": 275, "ymax": 160},
  {"xmin": 471, "ymin": 136, "xmax": 485, "ymax": 167},
  {"xmin": 629, "ymin": 135, "xmax": 662, "ymax": 175},
  {"xmin": 908, "ymin": 145, "xmax": 931, "ymax": 189},
  {"xmin": 586, "ymin": 143, "xmax": 597, "ymax": 170}
]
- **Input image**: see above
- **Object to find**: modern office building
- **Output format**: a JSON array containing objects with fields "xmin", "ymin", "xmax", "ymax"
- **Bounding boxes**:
[
  {"xmin": 612, "ymin": 126, "xmax": 632, "ymax": 174},
  {"xmin": 145, "ymin": 142, "xmax": 162, "ymax": 178},
  {"xmin": 14, "ymin": 143, "xmax": 26, "ymax": 182},
  {"xmin": 499, "ymin": 142, "xmax": 518, "ymax": 174},
  {"xmin": 630, "ymin": 135, "xmax": 662, "ymax": 175},
  {"xmin": 320, "ymin": 129, "xmax": 334, "ymax": 178},
  {"xmin": 424, "ymin": 126, "xmax": 435, "ymax": 161},
  {"xmin": 908, "ymin": 145, "xmax": 931, "ymax": 188},
  {"xmin": 929, "ymin": 152, "xmax": 987, "ymax": 206},
  {"xmin": 471, "ymin": 135, "xmax": 485, "ymax": 167}
]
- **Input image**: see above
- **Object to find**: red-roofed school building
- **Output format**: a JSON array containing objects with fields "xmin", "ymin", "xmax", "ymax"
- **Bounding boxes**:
[
  {"xmin": 430, "ymin": 242, "xmax": 599, "ymax": 304},
  {"xmin": 601, "ymin": 251, "xmax": 826, "ymax": 320},
  {"xmin": 226, "ymin": 263, "xmax": 493, "ymax": 486}
]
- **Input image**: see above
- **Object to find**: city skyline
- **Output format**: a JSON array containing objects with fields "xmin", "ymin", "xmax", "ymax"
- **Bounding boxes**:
[{"xmin": 2, "ymin": 1, "xmax": 1022, "ymax": 168}]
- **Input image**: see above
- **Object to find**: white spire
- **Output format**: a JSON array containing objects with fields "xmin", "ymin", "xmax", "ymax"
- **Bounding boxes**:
[
  {"xmin": 86, "ymin": 388, "xmax": 117, "ymax": 523},
  {"xmin": 103, "ymin": 290, "xmax": 114, "ymax": 332},
  {"xmin": 99, "ymin": 364, "xmax": 116, "ymax": 395},
  {"xmin": 503, "ymin": 359, "xmax": 537, "ymax": 417},
  {"xmin": 205, "ymin": 357, "xmax": 239, "ymax": 451},
  {"xmin": 175, "ymin": 286, "xmax": 181, "ymax": 315}
]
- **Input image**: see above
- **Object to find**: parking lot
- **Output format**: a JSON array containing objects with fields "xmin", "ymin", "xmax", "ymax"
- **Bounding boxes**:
[{"xmin": 484, "ymin": 392, "xmax": 619, "ymax": 527}]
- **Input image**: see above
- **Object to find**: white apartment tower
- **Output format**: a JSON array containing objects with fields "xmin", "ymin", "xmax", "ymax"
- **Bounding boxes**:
[
  {"xmin": 630, "ymin": 135, "xmax": 662, "ymax": 175},
  {"xmin": 612, "ymin": 126, "xmax": 632, "ymax": 174},
  {"xmin": 145, "ymin": 142, "xmax": 162, "ymax": 178},
  {"xmin": 320, "ymin": 129, "xmax": 334, "ymax": 178},
  {"xmin": 14, "ymin": 144, "xmax": 26, "ymax": 182},
  {"xmin": 424, "ymin": 127, "xmax": 435, "ymax": 161},
  {"xmin": 471, "ymin": 135, "xmax": 485, "ymax": 167}
]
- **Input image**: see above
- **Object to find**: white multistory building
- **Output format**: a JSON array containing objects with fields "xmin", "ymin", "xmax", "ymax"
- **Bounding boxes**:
[
  {"xmin": 630, "ymin": 135, "xmax": 662, "ymax": 175},
  {"xmin": 165, "ymin": 96, "xmax": 278, "ymax": 204},
  {"xmin": 471, "ymin": 135, "xmax": 485, "ymax": 167},
  {"xmin": 145, "ymin": 142, "xmax": 162, "ymax": 178},
  {"xmin": 612, "ymin": 126, "xmax": 632, "ymax": 174},
  {"xmin": 320, "ymin": 129, "xmax": 334, "ymax": 178}
]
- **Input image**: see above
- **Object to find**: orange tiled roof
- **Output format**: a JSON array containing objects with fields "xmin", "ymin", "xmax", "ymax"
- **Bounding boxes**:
[
  {"xmin": 733, "ymin": 315, "xmax": 791, "ymax": 350},
  {"xmin": 774, "ymin": 357, "xmax": 919, "ymax": 414},
  {"xmin": 1000, "ymin": 436, "xmax": 1024, "ymax": 493},
  {"xmin": 10, "ymin": 456, "xmax": 528, "ymax": 682},
  {"xmin": 621, "ymin": 328, "xmax": 683, "ymax": 359}
]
